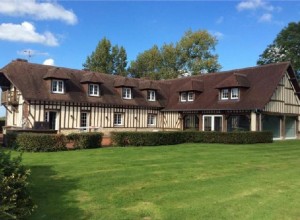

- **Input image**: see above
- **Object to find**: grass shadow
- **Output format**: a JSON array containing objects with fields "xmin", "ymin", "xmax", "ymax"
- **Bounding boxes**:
[{"xmin": 26, "ymin": 165, "xmax": 87, "ymax": 220}]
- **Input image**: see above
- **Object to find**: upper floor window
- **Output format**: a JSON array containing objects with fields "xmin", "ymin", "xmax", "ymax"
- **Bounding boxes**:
[
  {"xmin": 188, "ymin": 92, "xmax": 194, "ymax": 102},
  {"xmin": 180, "ymin": 92, "xmax": 187, "ymax": 102},
  {"xmin": 231, "ymin": 88, "xmax": 239, "ymax": 99},
  {"xmin": 147, "ymin": 114, "xmax": 157, "ymax": 126},
  {"xmin": 147, "ymin": 90, "xmax": 156, "ymax": 101},
  {"xmin": 122, "ymin": 87, "xmax": 132, "ymax": 99},
  {"xmin": 89, "ymin": 84, "xmax": 100, "ymax": 96},
  {"xmin": 52, "ymin": 80, "xmax": 64, "ymax": 94},
  {"xmin": 220, "ymin": 89, "xmax": 229, "ymax": 100},
  {"xmin": 114, "ymin": 113, "xmax": 123, "ymax": 126}
]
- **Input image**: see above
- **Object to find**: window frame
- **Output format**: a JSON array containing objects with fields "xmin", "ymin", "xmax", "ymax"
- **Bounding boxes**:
[
  {"xmin": 122, "ymin": 87, "xmax": 132, "ymax": 99},
  {"xmin": 114, "ymin": 113, "xmax": 123, "ymax": 126},
  {"xmin": 88, "ymin": 84, "xmax": 100, "ymax": 97},
  {"xmin": 147, "ymin": 90, "xmax": 156, "ymax": 101},
  {"xmin": 180, "ymin": 92, "xmax": 187, "ymax": 102},
  {"xmin": 51, "ymin": 79, "xmax": 64, "ymax": 94},
  {"xmin": 187, "ymin": 92, "xmax": 194, "ymax": 102},
  {"xmin": 220, "ymin": 89, "xmax": 229, "ymax": 100},
  {"xmin": 80, "ymin": 112, "xmax": 89, "ymax": 131},
  {"xmin": 231, "ymin": 88, "xmax": 239, "ymax": 100},
  {"xmin": 147, "ymin": 114, "xmax": 157, "ymax": 126}
]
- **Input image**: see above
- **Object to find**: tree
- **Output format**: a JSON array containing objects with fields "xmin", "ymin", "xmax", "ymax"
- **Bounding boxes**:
[
  {"xmin": 83, "ymin": 38, "xmax": 127, "ymax": 75},
  {"xmin": 129, "ymin": 30, "xmax": 221, "ymax": 79},
  {"xmin": 257, "ymin": 22, "xmax": 300, "ymax": 78}
]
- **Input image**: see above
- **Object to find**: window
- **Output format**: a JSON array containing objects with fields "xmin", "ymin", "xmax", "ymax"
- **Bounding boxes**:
[
  {"xmin": 231, "ymin": 88, "xmax": 239, "ymax": 99},
  {"xmin": 147, "ymin": 114, "xmax": 157, "ymax": 126},
  {"xmin": 80, "ymin": 112, "xmax": 88, "ymax": 131},
  {"xmin": 188, "ymin": 92, "xmax": 194, "ymax": 101},
  {"xmin": 52, "ymin": 80, "xmax": 64, "ymax": 94},
  {"xmin": 180, "ymin": 92, "xmax": 187, "ymax": 102},
  {"xmin": 147, "ymin": 90, "xmax": 156, "ymax": 101},
  {"xmin": 114, "ymin": 113, "xmax": 123, "ymax": 126},
  {"xmin": 89, "ymin": 84, "xmax": 100, "ymax": 96},
  {"xmin": 122, "ymin": 87, "xmax": 132, "ymax": 99},
  {"xmin": 220, "ymin": 89, "xmax": 229, "ymax": 100},
  {"xmin": 203, "ymin": 115, "xmax": 223, "ymax": 132}
]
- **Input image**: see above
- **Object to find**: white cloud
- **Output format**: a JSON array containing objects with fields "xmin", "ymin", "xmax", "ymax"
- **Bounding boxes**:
[
  {"xmin": 259, "ymin": 13, "xmax": 272, "ymax": 22},
  {"xmin": 216, "ymin": 16, "xmax": 224, "ymax": 24},
  {"xmin": 236, "ymin": 0, "xmax": 274, "ymax": 11},
  {"xmin": 43, "ymin": 58, "xmax": 55, "ymax": 66},
  {"xmin": 0, "ymin": 21, "xmax": 58, "ymax": 46},
  {"xmin": 0, "ymin": 0, "xmax": 77, "ymax": 25},
  {"xmin": 210, "ymin": 31, "xmax": 224, "ymax": 40}
]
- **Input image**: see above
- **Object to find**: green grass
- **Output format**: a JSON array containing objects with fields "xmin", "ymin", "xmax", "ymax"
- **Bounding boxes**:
[{"xmin": 9, "ymin": 140, "xmax": 300, "ymax": 220}]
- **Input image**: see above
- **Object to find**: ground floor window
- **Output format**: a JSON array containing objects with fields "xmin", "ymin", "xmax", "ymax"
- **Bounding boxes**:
[
  {"xmin": 203, "ymin": 115, "xmax": 222, "ymax": 131},
  {"xmin": 114, "ymin": 113, "xmax": 123, "ymax": 126},
  {"xmin": 183, "ymin": 114, "xmax": 199, "ymax": 130},
  {"xmin": 80, "ymin": 112, "xmax": 89, "ymax": 131},
  {"xmin": 262, "ymin": 115, "xmax": 280, "ymax": 138},
  {"xmin": 285, "ymin": 116, "xmax": 297, "ymax": 138},
  {"xmin": 147, "ymin": 114, "xmax": 157, "ymax": 126},
  {"xmin": 227, "ymin": 115, "xmax": 250, "ymax": 132},
  {"xmin": 45, "ymin": 111, "xmax": 57, "ymax": 130}
]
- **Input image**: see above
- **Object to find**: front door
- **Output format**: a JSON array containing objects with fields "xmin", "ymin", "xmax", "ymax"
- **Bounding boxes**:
[
  {"xmin": 45, "ymin": 111, "xmax": 57, "ymax": 130},
  {"xmin": 203, "ymin": 115, "xmax": 223, "ymax": 131}
]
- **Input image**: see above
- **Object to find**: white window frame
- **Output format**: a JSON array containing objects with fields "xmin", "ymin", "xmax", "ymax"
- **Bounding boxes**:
[
  {"xmin": 114, "ymin": 113, "xmax": 123, "ymax": 126},
  {"xmin": 88, "ymin": 84, "xmax": 100, "ymax": 97},
  {"xmin": 203, "ymin": 115, "xmax": 223, "ymax": 131},
  {"xmin": 122, "ymin": 87, "xmax": 132, "ymax": 99},
  {"xmin": 52, "ymin": 79, "xmax": 64, "ymax": 94},
  {"xmin": 147, "ymin": 114, "xmax": 157, "ymax": 126},
  {"xmin": 180, "ymin": 92, "xmax": 187, "ymax": 102},
  {"xmin": 188, "ymin": 92, "xmax": 194, "ymax": 102},
  {"xmin": 147, "ymin": 90, "xmax": 156, "ymax": 101},
  {"xmin": 80, "ymin": 112, "xmax": 89, "ymax": 131},
  {"xmin": 220, "ymin": 89, "xmax": 229, "ymax": 100},
  {"xmin": 231, "ymin": 88, "xmax": 239, "ymax": 99}
]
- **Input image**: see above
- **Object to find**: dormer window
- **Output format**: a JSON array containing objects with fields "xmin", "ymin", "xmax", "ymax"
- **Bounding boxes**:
[
  {"xmin": 188, "ymin": 92, "xmax": 194, "ymax": 101},
  {"xmin": 180, "ymin": 92, "xmax": 187, "ymax": 102},
  {"xmin": 220, "ymin": 89, "xmax": 229, "ymax": 100},
  {"xmin": 231, "ymin": 88, "xmax": 239, "ymax": 99},
  {"xmin": 122, "ymin": 87, "xmax": 132, "ymax": 99},
  {"xmin": 89, "ymin": 84, "xmax": 100, "ymax": 96},
  {"xmin": 147, "ymin": 90, "xmax": 156, "ymax": 101},
  {"xmin": 52, "ymin": 79, "xmax": 64, "ymax": 94}
]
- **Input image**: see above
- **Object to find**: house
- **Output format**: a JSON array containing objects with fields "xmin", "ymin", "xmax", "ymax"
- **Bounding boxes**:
[{"xmin": 0, "ymin": 59, "xmax": 300, "ymax": 139}]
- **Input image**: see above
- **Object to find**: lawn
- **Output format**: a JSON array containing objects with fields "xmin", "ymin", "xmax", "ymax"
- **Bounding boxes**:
[{"xmin": 10, "ymin": 140, "xmax": 300, "ymax": 220}]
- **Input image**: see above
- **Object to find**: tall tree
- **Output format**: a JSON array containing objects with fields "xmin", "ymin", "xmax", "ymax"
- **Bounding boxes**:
[
  {"xmin": 129, "ymin": 30, "xmax": 221, "ymax": 79},
  {"xmin": 83, "ymin": 38, "xmax": 127, "ymax": 75},
  {"xmin": 257, "ymin": 22, "xmax": 300, "ymax": 78}
]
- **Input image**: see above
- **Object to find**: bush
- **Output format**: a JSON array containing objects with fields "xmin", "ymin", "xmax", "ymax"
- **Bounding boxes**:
[
  {"xmin": 0, "ymin": 151, "xmax": 36, "ymax": 219},
  {"xmin": 16, "ymin": 133, "xmax": 67, "ymax": 152},
  {"xmin": 5, "ymin": 132, "xmax": 18, "ymax": 149},
  {"xmin": 111, "ymin": 131, "xmax": 273, "ymax": 146},
  {"xmin": 67, "ymin": 132, "xmax": 103, "ymax": 149}
]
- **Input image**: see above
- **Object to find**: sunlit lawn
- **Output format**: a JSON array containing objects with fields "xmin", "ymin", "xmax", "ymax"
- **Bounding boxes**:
[{"xmin": 10, "ymin": 140, "xmax": 300, "ymax": 220}]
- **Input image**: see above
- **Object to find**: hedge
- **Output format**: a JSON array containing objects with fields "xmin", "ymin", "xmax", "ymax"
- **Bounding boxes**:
[
  {"xmin": 111, "ymin": 131, "xmax": 273, "ymax": 146},
  {"xmin": 67, "ymin": 132, "xmax": 103, "ymax": 149},
  {"xmin": 4, "ymin": 132, "xmax": 103, "ymax": 152}
]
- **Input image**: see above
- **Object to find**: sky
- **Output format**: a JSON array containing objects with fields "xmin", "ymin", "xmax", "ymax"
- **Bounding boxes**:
[{"xmin": 0, "ymin": 0, "xmax": 300, "ymax": 116}]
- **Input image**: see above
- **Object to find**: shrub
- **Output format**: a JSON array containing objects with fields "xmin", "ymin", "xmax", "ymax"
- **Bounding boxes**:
[
  {"xmin": 16, "ymin": 133, "xmax": 67, "ymax": 152},
  {"xmin": 0, "ymin": 151, "xmax": 36, "ymax": 219},
  {"xmin": 111, "ymin": 131, "xmax": 273, "ymax": 146},
  {"xmin": 5, "ymin": 132, "xmax": 18, "ymax": 149},
  {"xmin": 67, "ymin": 132, "xmax": 103, "ymax": 149}
]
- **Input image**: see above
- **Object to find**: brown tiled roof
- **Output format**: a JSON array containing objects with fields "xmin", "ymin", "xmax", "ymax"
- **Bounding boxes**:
[
  {"xmin": 215, "ymin": 73, "xmax": 250, "ymax": 89},
  {"xmin": 80, "ymin": 72, "xmax": 104, "ymax": 84},
  {"xmin": 43, "ymin": 67, "xmax": 71, "ymax": 80},
  {"xmin": 139, "ymin": 80, "xmax": 160, "ymax": 90},
  {"xmin": 0, "ymin": 60, "xmax": 298, "ymax": 112},
  {"xmin": 177, "ymin": 79, "xmax": 204, "ymax": 92}
]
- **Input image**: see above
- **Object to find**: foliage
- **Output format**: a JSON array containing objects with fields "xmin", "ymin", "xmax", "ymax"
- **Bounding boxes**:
[
  {"xmin": 129, "ymin": 30, "xmax": 221, "ymax": 79},
  {"xmin": 16, "ymin": 133, "xmax": 67, "ymax": 152},
  {"xmin": 67, "ymin": 132, "xmax": 103, "ymax": 149},
  {"xmin": 111, "ymin": 131, "xmax": 272, "ymax": 146},
  {"xmin": 83, "ymin": 37, "xmax": 127, "ymax": 76},
  {"xmin": 5, "ymin": 132, "xmax": 18, "ymax": 149},
  {"xmin": 0, "ymin": 151, "xmax": 35, "ymax": 219},
  {"xmin": 257, "ymin": 21, "xmax": 300, "ymax": 78}
]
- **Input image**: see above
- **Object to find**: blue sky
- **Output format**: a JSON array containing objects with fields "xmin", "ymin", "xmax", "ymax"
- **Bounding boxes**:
[{"xmin": 0, "ymin": 0, "xmax": 300, "ymax": 116}]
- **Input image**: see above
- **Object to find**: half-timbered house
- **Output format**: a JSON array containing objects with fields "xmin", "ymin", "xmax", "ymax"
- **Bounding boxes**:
[{"xmin": 1, "ymin": 59, "xmax": 300, "ymax": 139}]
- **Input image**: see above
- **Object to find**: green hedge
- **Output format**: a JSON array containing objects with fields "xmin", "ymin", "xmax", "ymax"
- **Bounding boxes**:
[
  {"xmin": 4, "ymin": 132, "xmax": 103, "ymax": 152},
  {"xmin": 111, "ymin": 131, "xmax": 273, "ymax": 146},
  {"xmin": 67, "ymin": 132, "xmax": 103, "ymax": 149}
]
